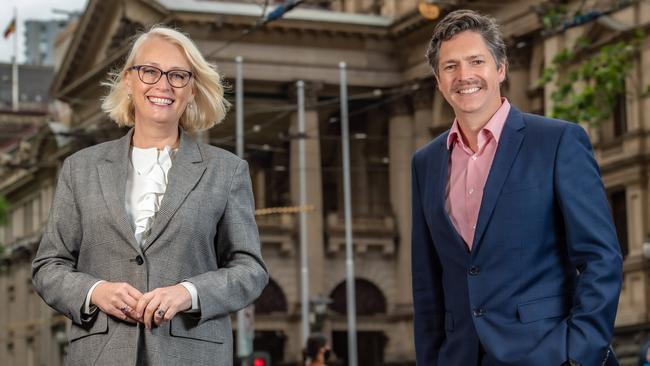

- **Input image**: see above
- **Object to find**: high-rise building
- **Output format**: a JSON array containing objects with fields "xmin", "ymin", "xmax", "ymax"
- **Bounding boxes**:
[{"xmin": 24, "ymin": 16, "xmax": 78, "ymax": 67}]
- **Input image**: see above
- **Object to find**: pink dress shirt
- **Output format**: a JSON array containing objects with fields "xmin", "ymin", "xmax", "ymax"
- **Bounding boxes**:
[{"xmin": 445, "ymin": 99, "xmax": 511, "ymax": 249}]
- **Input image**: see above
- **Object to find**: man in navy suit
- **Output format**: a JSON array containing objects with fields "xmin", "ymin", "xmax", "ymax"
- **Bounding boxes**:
[{"xmin": 411, "ymin": 9, "xmax": 622, "ymax": 366}]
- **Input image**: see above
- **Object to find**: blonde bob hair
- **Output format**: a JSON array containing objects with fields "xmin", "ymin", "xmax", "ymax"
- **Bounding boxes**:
[{"xmin": 101, "ymin": 26, "xmax": 230, "ymax": 133}]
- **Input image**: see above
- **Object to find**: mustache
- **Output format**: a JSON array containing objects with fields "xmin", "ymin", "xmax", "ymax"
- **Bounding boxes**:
[{"xmin": 451, "ymin": 79, "xmax": 486, "ymax": 93}]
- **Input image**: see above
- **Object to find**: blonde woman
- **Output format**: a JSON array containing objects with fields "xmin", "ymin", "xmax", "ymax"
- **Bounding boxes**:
[{"xmin": 32, "ymin": 26, "xmax": 268, "ymax": 365}]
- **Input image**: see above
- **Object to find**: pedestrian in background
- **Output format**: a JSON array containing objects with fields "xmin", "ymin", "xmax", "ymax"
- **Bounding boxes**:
[{"xmin": 304, "ymin": 333, "xmax": 331, "ymax": 366}]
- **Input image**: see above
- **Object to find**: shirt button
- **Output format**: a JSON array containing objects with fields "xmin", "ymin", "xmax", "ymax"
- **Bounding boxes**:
[
  {"xmin": 135, "ymin": 255, "xmax": 144, "ymax": 265},
  {"xmin": 469, "ymin": 266, "xmax": 480, "ymax": 275},
  {"xmin": 472, "ymin": 155, "xmax": 478, "ymax": 160},
  {"xmin": 469, "ymin": 188, "xmax": 475, "ymax": 195},
  {"xmin": 472, "ymin": 308, "xmax": 486, "ymax": 317},
  {"xmin": 472, "ymin": 225, "xmax": 476, "ymax": 230}
]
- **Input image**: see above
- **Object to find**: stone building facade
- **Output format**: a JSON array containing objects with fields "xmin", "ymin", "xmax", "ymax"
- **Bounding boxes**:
[{"xmin": 0, "ymin": 0, "xmax": 648, "ymax": 365}]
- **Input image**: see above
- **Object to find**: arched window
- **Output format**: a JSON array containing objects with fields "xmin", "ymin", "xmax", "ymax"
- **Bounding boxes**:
[
  {"xmin": 254, "ymin": 278, "xmax": 288, "ymax": 315},
  {"xmin": 329, "ymin": 278, "xmax": 387, "ymax": 315}
]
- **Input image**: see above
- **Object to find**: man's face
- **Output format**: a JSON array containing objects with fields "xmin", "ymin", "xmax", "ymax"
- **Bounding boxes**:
[{"xmin": 436, "ymin": 31, "xmax": 505, "ymax": 119}]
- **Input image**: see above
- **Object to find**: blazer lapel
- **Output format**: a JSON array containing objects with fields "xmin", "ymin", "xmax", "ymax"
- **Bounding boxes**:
[
  {"xmin": 471, "ymin": 107, "xmax": 526, "ymax": 253},
  {"xmin": 430, "ymin": 134, "xmax": 468, "ymax": 253},
  {"xmin": 97, "ymin": 129, "xmax": 142, "ymax": 253},
  {"xmin": 143, "ymin": 130, "xmax": 207, "ymax": 251}
]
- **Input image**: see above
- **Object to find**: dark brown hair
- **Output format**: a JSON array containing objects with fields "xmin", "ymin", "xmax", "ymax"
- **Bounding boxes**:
[{"xmin": 426, "ymin": 9, "xmax": 507, "ymax": 76}]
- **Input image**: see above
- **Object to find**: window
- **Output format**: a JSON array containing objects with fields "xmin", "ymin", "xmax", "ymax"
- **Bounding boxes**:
[
  {"xmin": 329, "ymin": 278, "xmax": 387, "ymax": 315},
  {"xmin": 608, "ymin": 189, "xmax": 628, "ymax": 258},
  {"xmin": 612, "ymin": 91, "xmax": 627, "ymax": 138},
  {"xmin": 254, "ymin": 279, "xmax": 287, "ymax": 315},
  {"xmin": 8, "ymin": 285, "xmax": 15, "ymax": 302}
]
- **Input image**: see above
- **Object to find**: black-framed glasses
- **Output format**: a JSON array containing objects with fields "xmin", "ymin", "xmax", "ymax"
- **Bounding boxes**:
[{"xmin": 129, "ymin": 65, "xmax": 193, "ymax": 88}]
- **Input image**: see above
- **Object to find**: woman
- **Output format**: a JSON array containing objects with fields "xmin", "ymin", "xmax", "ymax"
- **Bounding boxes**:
[
  {"xmin": 304, "ymin": 333, "xmax": 332, "ymax": 366},
  {"xmin": 32, "ymin": 26, "xmax": 268, "ymax": 365}
]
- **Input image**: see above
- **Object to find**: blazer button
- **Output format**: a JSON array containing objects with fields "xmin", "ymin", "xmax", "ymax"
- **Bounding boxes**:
[
  {"xmin": 469, "ymin": 266, "xmax": 480, "ymax": 275},
  {"xmin": 472, "ymin": 308, "xmax": 486, "ymax": 317},
  {"xmin": 135, "ymin": 255, "xmax": 144, "ymax": 265}
]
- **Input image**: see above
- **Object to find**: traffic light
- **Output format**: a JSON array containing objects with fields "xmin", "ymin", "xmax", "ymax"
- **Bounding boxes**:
[{"xmin": 252, "ymin": 351, "xmax": 271, "ymax": 366}]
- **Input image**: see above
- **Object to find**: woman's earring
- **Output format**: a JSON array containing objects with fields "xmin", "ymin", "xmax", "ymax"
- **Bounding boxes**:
[{"xmin": 127, "ymin": 94, "xmax": 132, "ymax": 100}]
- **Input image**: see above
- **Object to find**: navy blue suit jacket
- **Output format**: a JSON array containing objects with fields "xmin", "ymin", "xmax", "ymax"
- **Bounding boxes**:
[{"xmin": 411, "ymin": 106, "xmax": 622, "ymax": 366}]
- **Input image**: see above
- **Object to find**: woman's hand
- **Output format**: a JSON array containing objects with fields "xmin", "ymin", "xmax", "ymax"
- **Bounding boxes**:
[
  {"xmin": 133, "ymin": 284, "xmax": 192, "ymax": 329},
  {"xmin": 90, "ymin": 282, "xmax": 143, "ymax": 323}
]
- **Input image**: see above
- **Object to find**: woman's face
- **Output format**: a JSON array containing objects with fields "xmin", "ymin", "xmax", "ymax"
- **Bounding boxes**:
[
  {"xmin": 319, "ymin": 344, "xmax": 331, "ymax": 362},
  {"xmin": 125, "ymin": 36, "xmax": 195, "ymax": 129}
]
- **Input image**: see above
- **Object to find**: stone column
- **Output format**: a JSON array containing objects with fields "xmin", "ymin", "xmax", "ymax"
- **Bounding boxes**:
[
  {"xmin": 413, "ymin": 85, "xmax": 434, "ymax": 151},
  {"xmin": 640, "ymin": 46, "xmax": 650, "ymax": 131},
  {"xmin": 389, "ymin": 96, "xmax": 414, "ymax": 310},
  {"xmin": 506, "ymin": 46, "xmax": 531, "ymax": 112},
  {"xmin": 432, "ymin": 89, "xmax": 455, "ymax": 135}
]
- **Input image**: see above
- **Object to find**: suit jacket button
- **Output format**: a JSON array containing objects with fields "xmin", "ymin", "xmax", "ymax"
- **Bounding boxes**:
[
  {"xmin": 469, "ymin": 266, "xmax": 480, "ymax": 275},
  {"xmin": 135, "ymin": 255, "xmax": 144, "ymax": 265},
  {"xmin": 472, "ymin": 308, "xmax": 485, "ymax": 317}
]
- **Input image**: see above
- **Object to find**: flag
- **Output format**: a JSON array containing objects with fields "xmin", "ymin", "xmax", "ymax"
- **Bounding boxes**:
[{"xmin": 3, "ymin": 18, "xmax": 15, "ymax": 39}]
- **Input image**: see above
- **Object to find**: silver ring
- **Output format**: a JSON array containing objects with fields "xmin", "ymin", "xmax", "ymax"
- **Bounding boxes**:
[
  {"xmin": 120, "ymin": 306, "xmax": 129, "ymax": 314},
  {"xmin": 156, "ymin": 308, "xmax": 166, "ymax": 317}
]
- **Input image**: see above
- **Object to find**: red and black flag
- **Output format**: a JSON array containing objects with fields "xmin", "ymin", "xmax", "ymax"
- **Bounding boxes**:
[{"xmin": 3, "ymin": 17, "xmax": 16, "ymax": 39}]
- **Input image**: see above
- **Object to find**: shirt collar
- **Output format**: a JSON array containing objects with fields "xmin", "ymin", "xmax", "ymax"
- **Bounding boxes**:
[{"xmin": 446, "ymin": 98, "xmax": 511, "ymax": 150}]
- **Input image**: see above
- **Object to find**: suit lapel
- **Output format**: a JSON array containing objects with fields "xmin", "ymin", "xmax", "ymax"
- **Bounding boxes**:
[
  {"xmin": 471, "ymin": 107, "xmax": 526, "ymax": 253},
  {"xmin": 143, "ymin": 130, "xmax": 207, "ymax": 252},
  {"xmin": 97, "ymin": 129, "xmax": 142, "ymax": 253},
  {"xmin": 429, "ymin": 135, "xmax": 468, "ymax": 253}
]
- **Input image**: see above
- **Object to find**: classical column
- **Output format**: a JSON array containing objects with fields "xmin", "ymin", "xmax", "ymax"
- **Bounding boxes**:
[
  {"xmin": 432, "ymin": 89, "xmax": 455, "ymax": 135},
  {"xmin": 289, "ymin": 81, "xmax": 325, "ymax": 298},
  {"xmin": 506, "ymin": 46, "xmax": 531, "ymax": 112},
  {"xmin": 389, "ymin": 96, "xmax": 414, "ymax": 311},
  {"xmin": 413, "ymin": 85, "xmax": 434, "ymax": 151}
]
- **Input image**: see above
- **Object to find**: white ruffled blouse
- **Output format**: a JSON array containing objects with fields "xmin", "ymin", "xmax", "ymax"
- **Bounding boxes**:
[{"xmin": 126, "ymin": 146, "xmax": 174, "ymax": 246}]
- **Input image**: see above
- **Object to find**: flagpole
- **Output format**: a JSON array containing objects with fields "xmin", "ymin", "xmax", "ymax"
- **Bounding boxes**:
[{"xmin": 11, "ymin": 7, "xmax": 18, "ymax": 111}]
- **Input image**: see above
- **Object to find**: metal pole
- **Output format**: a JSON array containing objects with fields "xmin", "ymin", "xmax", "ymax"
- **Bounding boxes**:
[
  {"xmin": 234, "ymin": 56, "xmax": 249, "ymax": 366},
  {"xmin": 297, "ymin": 80, "xmax": 310, "ymax": 347},
  {"xmin": 339, "ymin": 62, "xmax": 358, "ymax": 366},
  {"xmin": 235, "ymin": 56, "xmax": 244, "ymax": 157},
  {"xmin": 12, "ymin": 7, "xmax": 18, "ymax": 112}
]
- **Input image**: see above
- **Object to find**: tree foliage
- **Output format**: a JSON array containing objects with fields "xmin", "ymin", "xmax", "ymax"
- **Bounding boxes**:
[{"xmin": 538, "ymin": 30, "xmax": 645, "ymax": 126}]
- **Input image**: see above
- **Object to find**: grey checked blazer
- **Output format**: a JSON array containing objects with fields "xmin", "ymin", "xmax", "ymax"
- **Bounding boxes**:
[{"xmin": 32, "ymin": 129, "xmax": 268, "ymax": 366}]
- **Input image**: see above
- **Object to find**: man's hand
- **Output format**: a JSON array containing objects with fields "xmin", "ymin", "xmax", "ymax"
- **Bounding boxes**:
[
  {"xmin": 133, "ymin": 284, "xmax": 192, "ymax": 329},
  {"xmin": 90, "ymin": 282, "xmax": 143, "ymax": 323}
]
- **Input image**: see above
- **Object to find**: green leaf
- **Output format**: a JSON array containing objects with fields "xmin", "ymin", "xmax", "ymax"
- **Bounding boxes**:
[{"xmin": 0, "ymin": 196, "xmax": 7, "ymax": 225}]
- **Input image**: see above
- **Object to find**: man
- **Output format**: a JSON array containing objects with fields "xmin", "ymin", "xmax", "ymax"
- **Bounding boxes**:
[{"xmin": 411, "ymin": 9, "xmax": 622, "ymax": 366}]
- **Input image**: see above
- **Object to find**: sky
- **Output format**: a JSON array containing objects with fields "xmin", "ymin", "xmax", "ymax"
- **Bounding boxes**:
[{"xmin": 0, "ymin": 0, "xmax": 88, "ymax": 63}]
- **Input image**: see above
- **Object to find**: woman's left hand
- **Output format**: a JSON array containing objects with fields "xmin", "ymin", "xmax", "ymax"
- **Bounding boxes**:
[{"xmin": 133, "ymin": 284, "xmax": 192, "ymax": 329}]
